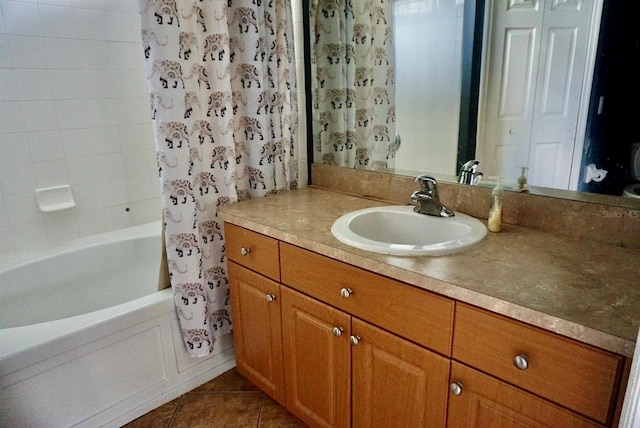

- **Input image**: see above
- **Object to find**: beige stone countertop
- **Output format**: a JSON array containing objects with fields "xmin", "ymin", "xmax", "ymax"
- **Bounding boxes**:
[{"xmin": 218, "ymin": 187, "xmax": 640, "ymax": 357}]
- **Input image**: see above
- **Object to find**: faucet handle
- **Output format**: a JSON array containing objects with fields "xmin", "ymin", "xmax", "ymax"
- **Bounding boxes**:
[
  {"xmin": 415, "ymin": 174, "xmax": 437, "ymax": 192},
  {"xmin": 461, "ymin": 159, "xmax": 480, "ymax": 172}
]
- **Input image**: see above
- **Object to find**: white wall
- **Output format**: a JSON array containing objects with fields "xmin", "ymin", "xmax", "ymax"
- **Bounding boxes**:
[
  {"xmin": 0, "ymin": 0, "xmax": 162, "ymax": 260},
  {"xmin": 393, "ymin": 0, "xmax": 464, "ymax": 175}
]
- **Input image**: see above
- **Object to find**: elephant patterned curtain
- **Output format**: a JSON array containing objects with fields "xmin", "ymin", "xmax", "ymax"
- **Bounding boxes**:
[
  {"xmin": 311, "ymin": 0, "xmax": 396, "ymax": 169},
  {"xmin": 139, "ymin": 0, "xmax": 298, "ymax": 358}
]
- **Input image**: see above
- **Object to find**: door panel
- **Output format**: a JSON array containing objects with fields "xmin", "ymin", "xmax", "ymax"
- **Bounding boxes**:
[
  {"xmin": 351, "ymin": 318, "xmax": 449, "ymax": 428},
  {"xmin": 228, "ymin": 262, "xmax": 285, "ymax": 405},
  {"xmin": 281, "ymin": 287, "xmax": 351, "ymax": 428}
]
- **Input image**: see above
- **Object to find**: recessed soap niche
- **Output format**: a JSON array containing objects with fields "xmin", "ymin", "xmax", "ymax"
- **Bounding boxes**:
[{"xmin": 35, "ymin": 185, "xmax": 76, "ymax": 213}]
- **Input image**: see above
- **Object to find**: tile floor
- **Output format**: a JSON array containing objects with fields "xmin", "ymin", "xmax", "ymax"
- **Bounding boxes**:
[{"xmin": 123, "ymin": 368, "xmax": 307, "ymax": 428}]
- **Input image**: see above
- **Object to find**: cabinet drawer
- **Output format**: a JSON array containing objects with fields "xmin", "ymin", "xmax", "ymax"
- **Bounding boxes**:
[
  {"xmin": 224, "ymin": 223, "xmax": 280, "ymax": 281},
  {"xmin": 453, "ymin": 303, "xmax": 623, "ymax": 425},
  {"xmin": 280, "ymin": 243, "xmax": 454, "ymax": 356},
  {"xmin": 448, "ymin": 362, "xmax": 603, "ymax": 428}
]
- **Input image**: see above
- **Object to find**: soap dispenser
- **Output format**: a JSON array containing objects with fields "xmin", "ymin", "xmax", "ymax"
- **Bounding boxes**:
[{"xmin": 488, "ymin": 177, "xmax": 503, "ymax": 233}]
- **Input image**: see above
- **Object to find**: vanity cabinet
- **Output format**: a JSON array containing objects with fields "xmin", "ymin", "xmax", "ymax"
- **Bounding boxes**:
[
  {"xmin": 226, "ymin": 223, "xmax": 452, "ymax": 427},
  {"xmin": 225, "ymin": 223, "xmax": 625, "ymax": 428}
]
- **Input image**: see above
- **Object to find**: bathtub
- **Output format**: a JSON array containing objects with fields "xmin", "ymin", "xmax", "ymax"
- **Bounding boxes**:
[{"xmin": 0, "ymin": 222, "xmax": 235, "ymax": 428}]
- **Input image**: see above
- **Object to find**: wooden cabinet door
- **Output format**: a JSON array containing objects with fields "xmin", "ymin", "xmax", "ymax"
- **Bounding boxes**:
[
  {"xmin": 351, "ymin": 318, "xmax": 450, "ymax": 428},
  {"xmin": 447, "ymin": 362, "xmax": 604, "ymax": 428},
  {"xmin": 228, "ymin": 261, "xmax": 285, "ymax": 405},
  {"xmin": 281, "ymin": 287, "xmax": 351, "ymax": 428}
]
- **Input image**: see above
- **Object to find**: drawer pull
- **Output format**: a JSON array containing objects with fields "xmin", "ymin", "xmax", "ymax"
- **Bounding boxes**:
[
  {"xmin": 332, "ymin": 326, "xmax": 344, "ymax": 337},
  {"xmin": 449, "ymin": 382, "xmax": 463, "ymax": 396},
  {"xmin": 513, "ymin": 354, "xmax": 530, "ymax": 370},
  {"xmin": 340, "ymin": 288, "xmax": 353, "ymax": 298},
  {"xmin": 265, "ymin": 294, "xmax": 276, "ymax": 303},
  {"xmin": 349, "ymin": 335, "xmax": 360, "ymax": 346},
  {"xmin": 240, "ymin": 247, "xmax": 251, "ymax": 256}
]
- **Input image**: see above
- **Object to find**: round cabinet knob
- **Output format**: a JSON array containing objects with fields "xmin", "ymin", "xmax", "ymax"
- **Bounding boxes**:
[
  {"xmin": 340, "ymin": 288, "xmax": 353, "ymax": 299},
  {"xmin": 332, "ymin": 327, "xmax": 344, "ymax": 337},
  {"xmin": 449, "ymin": 382, "xmax": 463, "ymax": 396},
  {"xmin": 349, "ymin": 335, "xmax": 360, "ymax": 346},
  {"xmin": 514, "ymin": 354, "xmax": 530, "ymax": 370},
  {"xmin": 240, "ymin": 247, "xmax": 251, "ymax": 256},
  {"xmin": 265, "ymin": 294, "xmax": 276, "ymax": 303}
]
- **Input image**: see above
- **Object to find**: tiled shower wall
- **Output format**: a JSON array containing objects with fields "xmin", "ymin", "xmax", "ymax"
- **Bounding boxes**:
[
  {"xmin": 0, "ymin": 0, "xmax": 161, "ymax": 259},
  {"xmin": 393, "ymin": 0, "xmax": 464, "ymax": 175},
  {"xmin": 0, "ymin": 0, "xmax": 308, "ymax": 260}
]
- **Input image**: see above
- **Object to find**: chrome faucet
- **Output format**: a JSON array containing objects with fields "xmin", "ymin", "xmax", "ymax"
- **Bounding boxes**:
[
  {"xmin": 458, "ymin": 160, "xmax": 483, "ymax": 185},
  {"xmin": 410, "ymin": 175, "xmax": 454, "ymax": 217}
]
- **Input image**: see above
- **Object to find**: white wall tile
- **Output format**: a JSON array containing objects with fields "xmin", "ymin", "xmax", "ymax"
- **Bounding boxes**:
[
  {"xmin": 14, "ymin": 68, "xmax": 53, "ymax": 100},
  {"xmin": 104, "ymin": 203, "xmax": 133, "ymax": 230},
  {"xmin": 72, "ymin": 7, "xmax": 108, "ymax": 40},
  {"xmin": 7, "ymin": 35, "xmax": 47, "ymax": 68},
  {"xmin": 55, "ymin": 99, "xmax": 91, "ymax": 129},
  {"xmin": 0, "ymin": 226, "xmax": 17, "ymax": 257},
  {"xmin": 37, "ymin": 0, "xmax": 71, "ymax": 6},
  {"xmin": 114, "ymin": 97, "xmax": 150, "ymax": 125},
  {"xmin": 96, "ymin": 152, "xmax": 125, "ymax": 180},
  {"xmin": 100, "ymin": 178, "xmax": 128, "ymax": 206},
  {"xmin": 44, "ymin": 37, "xmax": 84, "ymax": 69},
  {"xmin": 0, "ymin": 101, "xmax": 25, "ymax": 132},
  {"xmin": 38, "ymin": 4, "xmax": 76, "ymax": 38},
  {"xmin": 92, "ymin": 126, "xmax": 122, "ymax": 154},
  {"xmin": 129, "ymin": 198, "xmax": 158, "ymax": 225},
  {"xmin": 72, "ymin": 182, "xmax": 103, "ymax": 209},
  {"xmin": 75, "ymin": 207, "xmax": 107, "ymax": 237},
  {"xmin": 0, "ymin": 162, "xmax": 36, "ymax": 194},
  {"xmin": 0, "ymin": 36, "xmax": 12, "ymax": 68},
  {"xmin": 0, "ymin": 132, "xmax": 30, "ymax": 164},
  {"xmin": 119, "ymin": 123, "xmax": 154, "ymax": 151},
  {"xmin": 4, "ymin": 192, "xmax": 40, "ymax": 223},
  {"xmin": 86, "ymin": 98, "xmax": 119, "ymax": 127},
  {"xmin": 27, "ymin": 130, "xmax": 63, "ymax": 161},
  {"xmin": 111, "ymin": 70, "xmax": 149, "ymax": 98},
  {"xmin": 0, "ymin": 6, "xmax": 6, "ymax": 34},
  {"xmin": 11, "ymin": 220, "xmax": 48, "ymax": 252},
  {"xmin": 0, "ymin": 199, "xmax": 9, "ymax": 226},
  {"xmin": 107, "ymin": 41, "xmax": 146, "ymax": 71},
  {"xmin": 44, "ymin": 211, "xmax": 78, "ymax": 244},
  {"xmin": 65, "ymin": 155, "xmax": 97, "ymax": 185},
  {"xmin": 70, "ymin": 0, "xmax": 110, "ymax": 11},
  {"xmin": 33, "ymin": 158, "xmax": 68, "ymax": 186},
  {"xmin": 21, "ymin": 100, "xmax": 58, "ymax": 131},
  {"xmin": 126, "ymin": 174, "xmax": 155, "ymax": 201},
  {"xmin": 0, "ymin": 69, "xmax": 18, "ymax": 100},
  {"xmin": 123, "ymin": 149, "xmax": 155, "ymax": 177},
  {"xmin": 0, "ymin": 1, "xmax": 164, "ymax": 256},
  {"xmin": 1, "ymin": 0, "xmax": 42, "ymax": 36},
  {"xmin": 60, "ymin": 128, "xmax": 94, "ymax": 157},
  {"xmin": 109, "ymin": 11, "xmax": 140, "ymax": 42}
]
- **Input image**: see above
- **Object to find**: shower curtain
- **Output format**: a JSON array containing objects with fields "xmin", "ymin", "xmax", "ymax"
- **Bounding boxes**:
[
  {"xmin": 139, "ymin": 0, "xmax": 298, "ymax": 358},
  {"xmin": 311, "ymin": 0, "xmax": 396, "ymax": 169}
]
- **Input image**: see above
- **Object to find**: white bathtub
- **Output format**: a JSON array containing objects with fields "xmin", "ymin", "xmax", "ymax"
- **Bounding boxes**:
[{"xmin": 0, "ymin": 222, "xmax": 235, "ymax": 428}]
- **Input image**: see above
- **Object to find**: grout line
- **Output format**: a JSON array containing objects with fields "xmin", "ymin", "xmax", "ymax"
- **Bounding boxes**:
[
  {"xmin": 166, "ymin": 394, "xmax": 183, "ymax": 428},
  {"xmin": 256, "ymin": 393, "xmax": 266, "ymax": 428}
]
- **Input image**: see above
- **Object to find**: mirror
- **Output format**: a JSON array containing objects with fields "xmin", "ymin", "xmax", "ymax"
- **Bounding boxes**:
[{"xmin": 304, "ymin": 0, "xmax": 640, "ymax": 209}]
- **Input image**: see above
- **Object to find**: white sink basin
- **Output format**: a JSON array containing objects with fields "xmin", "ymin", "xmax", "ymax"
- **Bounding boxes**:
[{"xmin": 331, "ymin": 205, "xmax": 487, "ymax": 256}]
